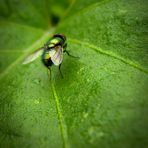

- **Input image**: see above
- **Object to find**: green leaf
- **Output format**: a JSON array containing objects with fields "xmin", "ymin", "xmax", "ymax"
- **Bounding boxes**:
[{"xmin": 0, "ymin": 0, "xmax": 148, "ymax": 148}]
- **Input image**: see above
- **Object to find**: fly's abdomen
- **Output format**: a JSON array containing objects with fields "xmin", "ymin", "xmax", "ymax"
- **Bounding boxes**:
[{"xmin": 42, "ymin": 50, "xmax": 53, "ymax": 67}]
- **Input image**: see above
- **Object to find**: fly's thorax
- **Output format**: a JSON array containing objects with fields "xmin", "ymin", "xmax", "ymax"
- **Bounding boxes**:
[{"xmin": 46, "ymin": 37, "xmax": 65, "ymax": 49}]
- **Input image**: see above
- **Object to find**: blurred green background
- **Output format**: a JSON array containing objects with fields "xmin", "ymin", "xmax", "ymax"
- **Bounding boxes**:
[{"xmin": 0, "ymin": 0, "xmax": 148, "ymax": 148}]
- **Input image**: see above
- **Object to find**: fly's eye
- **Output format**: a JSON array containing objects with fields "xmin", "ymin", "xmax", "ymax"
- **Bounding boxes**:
[
  {"xmin": 53, "ymin": 34, "xmax": 66, "ymax": 42},
  {"xmin": 62, "ymin": 35, "xmax": 66, "ymax": 41}
]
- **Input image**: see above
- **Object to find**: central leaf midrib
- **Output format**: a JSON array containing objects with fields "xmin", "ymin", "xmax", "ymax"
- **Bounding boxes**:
[{"xmin": 50, "ymin": 79, "xmax": 70, "ymax": 148}]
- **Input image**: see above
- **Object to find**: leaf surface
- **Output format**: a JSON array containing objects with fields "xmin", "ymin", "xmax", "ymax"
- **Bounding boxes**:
[{"xmin": 0, "ymin": 0, "xmax": 148, "ymax": 148}]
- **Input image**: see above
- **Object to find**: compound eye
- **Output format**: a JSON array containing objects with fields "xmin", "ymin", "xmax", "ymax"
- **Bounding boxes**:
[{"xmin": 53, "ymin": 34, "xmax": 66, "ymax": 41}]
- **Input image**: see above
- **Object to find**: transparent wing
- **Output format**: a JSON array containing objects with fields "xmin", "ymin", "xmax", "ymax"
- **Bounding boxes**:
[
  {"xmin": 49, "ymin": 45, "xmax": 63, "ymax": 66},
  {"xmin": 22, "ymin": 47, "xmax": 44, "ymax": 64}
]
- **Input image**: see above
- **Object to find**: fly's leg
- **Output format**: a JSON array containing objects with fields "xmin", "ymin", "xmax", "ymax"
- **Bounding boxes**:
[
  {"xmin": 63, "ymin": 44, "xmax": 79, "ymax": 58},
  {"xmin": 63, "ymin": 43, "xmax": 67, "ymax": 50},
  {"xmin": 59, "ymin": 64, "xmax": 63, "ymax": 78},
  {"xmin": 64, "ymin": 50, "xmax": 79, "ymax": 58},
  {"xmin": 47, "ymin": 67, "xmax": 52, "ymax": 81}
]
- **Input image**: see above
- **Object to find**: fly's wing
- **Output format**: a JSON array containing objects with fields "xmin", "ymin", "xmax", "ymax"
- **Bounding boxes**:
[
  {"xmin": 49, "ymin": 45, "xmax": 63, "ymax": 66},
  {"xmin": 22, "ymin": 47, "xmax": 44, "ymax": 64}
]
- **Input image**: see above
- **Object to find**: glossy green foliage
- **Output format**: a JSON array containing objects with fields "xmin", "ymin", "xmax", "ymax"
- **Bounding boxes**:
[{"xmin": 0, "ymin": 0, "xmax": 148, "ymax": 148}]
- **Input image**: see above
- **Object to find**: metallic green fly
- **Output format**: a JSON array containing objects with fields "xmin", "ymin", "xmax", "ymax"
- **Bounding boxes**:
[{"xmin": 23, "ymin": 34, "xmax": 77, "ymax": 77}]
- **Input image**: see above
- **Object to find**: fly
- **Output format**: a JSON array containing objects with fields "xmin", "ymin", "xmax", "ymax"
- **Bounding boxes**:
[{"xmin": 23, "ymin": 34, "xmax": 77, "ymax": 78}]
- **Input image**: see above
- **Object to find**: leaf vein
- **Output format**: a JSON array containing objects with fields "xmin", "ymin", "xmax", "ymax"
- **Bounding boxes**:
[
  {"xmin": 0, "ymin": 29, "xmax": 54, "ymax": 80},
  {"xmin": 69, "ymin": 38, "xmax": 148, "ymax": 74},
  {"xmin": 49, "ymin": 77, "xmax": 70, "ymax": 148}
]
